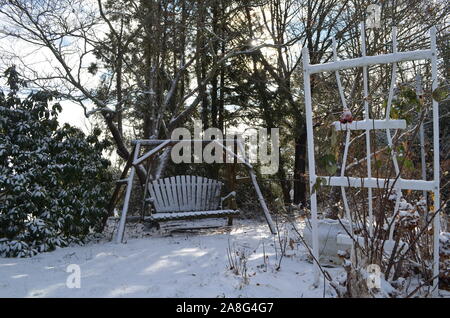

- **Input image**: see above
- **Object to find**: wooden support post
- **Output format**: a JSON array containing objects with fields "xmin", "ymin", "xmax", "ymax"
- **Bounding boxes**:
[
  {"xmin": 302, "ymin": 45, "xmax": 320, "ymax": 285},
  {"xmin": 226, "ymin": 136, "xmax": 238, "ymax": 226},
  {"xmin": 133, "ymin": 140, "xmax": 172, "ymax": 166},
  {"xmin": 430, "ymin": 26, "xmax": 440, "ymax": 297},
  {"xmin": 140, "ymin": 157, "xmax": 154, "ymax": 221},
  {"xmin": 103, "ymin": 146, "xmax": 136, "ymax": 229},
  {"xmin": 215, "ymin": 139, "xmax": 277, "ymax": 234},
  {"xmin": 116, "ymin": 142, "xmax": 141, "ymax": 244},
  {"xmin": 248, "ymin": 168, "xmax": 277, "ymax": 234},
  {"xmin": 361, "ymin": 23, "xmax": 374, "ymax": 237},
  {"xmin": 236, "ymin": 141, "xmax": 277, "ymax": 234}
]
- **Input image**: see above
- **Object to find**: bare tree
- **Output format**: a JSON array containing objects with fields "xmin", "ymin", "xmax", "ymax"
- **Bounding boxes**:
[{"xmin": 0, "ymin": 0, "xmax": 283, "ymax": 183}]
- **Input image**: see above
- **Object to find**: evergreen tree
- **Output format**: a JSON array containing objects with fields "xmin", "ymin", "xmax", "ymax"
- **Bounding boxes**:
[{"xmin": 0, "ymin": 67, "xmax": 113, "ymax": 257}]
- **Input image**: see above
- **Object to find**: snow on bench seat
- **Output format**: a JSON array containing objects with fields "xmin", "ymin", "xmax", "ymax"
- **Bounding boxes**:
[{"xmin": 145, "ymin": 210, "xmax": 239, "ymax": 221}]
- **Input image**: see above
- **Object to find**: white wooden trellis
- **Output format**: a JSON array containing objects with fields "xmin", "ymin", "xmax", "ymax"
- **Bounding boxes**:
[{"xmin": 302, "ymin": 24, "xmax": 441, "ymax": 294}]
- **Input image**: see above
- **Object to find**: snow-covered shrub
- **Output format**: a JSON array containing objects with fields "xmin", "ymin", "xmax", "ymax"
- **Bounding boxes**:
[{"xmin": 0, "ymin": 67, "xmax": 113, "ymax": 257}]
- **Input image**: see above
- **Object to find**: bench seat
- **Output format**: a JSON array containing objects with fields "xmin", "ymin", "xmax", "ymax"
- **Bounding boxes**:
[{"xmin": 145, "ymin": 209, "xmax": 239, "ymax": 221}]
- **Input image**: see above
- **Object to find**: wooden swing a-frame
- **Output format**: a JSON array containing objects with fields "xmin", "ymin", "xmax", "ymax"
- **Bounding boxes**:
[{"xmin": 107, "ymin": 138, "xmax": 277, "ymax": 243}]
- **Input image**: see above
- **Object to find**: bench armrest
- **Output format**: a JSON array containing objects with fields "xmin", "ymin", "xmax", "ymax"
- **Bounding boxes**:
[{"xmin": 220, "ymin": 191, "xmax": 236, "ymax": 209}]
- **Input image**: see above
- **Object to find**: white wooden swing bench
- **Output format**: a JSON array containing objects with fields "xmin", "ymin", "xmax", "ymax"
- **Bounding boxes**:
[
  {"xmin": 111, "ymin": 138, "xmax": 277, "ymax": 244},
  {"xmin": 144, "ymin": 175, "xmax": 239, "ymax": 222}
]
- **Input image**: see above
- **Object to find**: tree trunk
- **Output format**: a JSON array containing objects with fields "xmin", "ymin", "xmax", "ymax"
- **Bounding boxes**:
[{"xmin": 293, "ymin": 125, "xmax": 307, "ymax": 206}]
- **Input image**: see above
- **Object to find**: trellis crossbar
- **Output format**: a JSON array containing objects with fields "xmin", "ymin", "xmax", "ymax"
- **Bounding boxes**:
[
  {"xmin": 333, "ymin": 119, "xmax": 406, "ymax": 131},
  {"xmin": 321, "ymin": 177, "xmax": 435, "ymax": 191},
  {"xmin": 305, "ymin": 49, "xmax": 433, "ymax": 74}
]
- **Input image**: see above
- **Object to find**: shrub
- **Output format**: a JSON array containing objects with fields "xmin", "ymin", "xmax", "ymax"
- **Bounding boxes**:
[{"xmin": 0, "ymin": 67, "xmax": 112, "ymax": 257}]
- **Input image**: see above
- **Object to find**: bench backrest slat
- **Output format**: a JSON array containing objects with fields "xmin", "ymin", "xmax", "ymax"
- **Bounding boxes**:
[
  {"xmin": 180, "ymin": 175, "xmax": 186, "ymax": 207},
  {"xmin": 159, "ymin": 179, "xmax": 170, "ymax": 212},
  {"xmin": 195, "ymin": 177, "xmax": 203, "ymax": 211},
  {"xmin": 210, "ymin": 180, "xmax": 220, "ymax": 210},
  {"xmin": 205, "ymin": 179, "xmax": 212, "ymax": 211},
  {"xmin": 151, "ymin": 180, "xmax": 165, "ymax": 211},
  {"xmin": 170, "ymin": 176, "xmax": 179, "ymax": 211},
  {"xmin": 176, "ymin": 175, "xmax": 183, "ymax": 211}
]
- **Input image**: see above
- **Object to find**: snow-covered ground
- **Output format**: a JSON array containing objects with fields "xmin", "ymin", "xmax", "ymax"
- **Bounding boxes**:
[{"xmin": 0, "ymin": 219, "xmax": 342, "ymax": 298}]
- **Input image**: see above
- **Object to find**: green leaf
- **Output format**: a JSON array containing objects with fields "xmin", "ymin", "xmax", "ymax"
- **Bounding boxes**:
[
  {"xmin": 319, "ymin": 154, "xmax": 338, "ymax": 175},
  {"xmin": 432, "ymin": 85, "xmax": 450, "ymax": 102},
  {"xmin": 330, "ymin": 128, "xmax": 338, "ymax": 149},
  {"xmin": 374, "ymin": 159, "xmax": 382, "ymax": 170},
  {"xmin": 403, "ymin": 158, "xmax": 414, "ymax": 170},
  {"xmin": 312, "ymin": 177, "xmax": 326, "ymax": 194},
  {"xmin": 326, "ymin": 163, "xmax": 338, "ymax": 175},
  {"xmin": 390, "ymin": 106, "xmax": 399, "ymax": 119}
]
